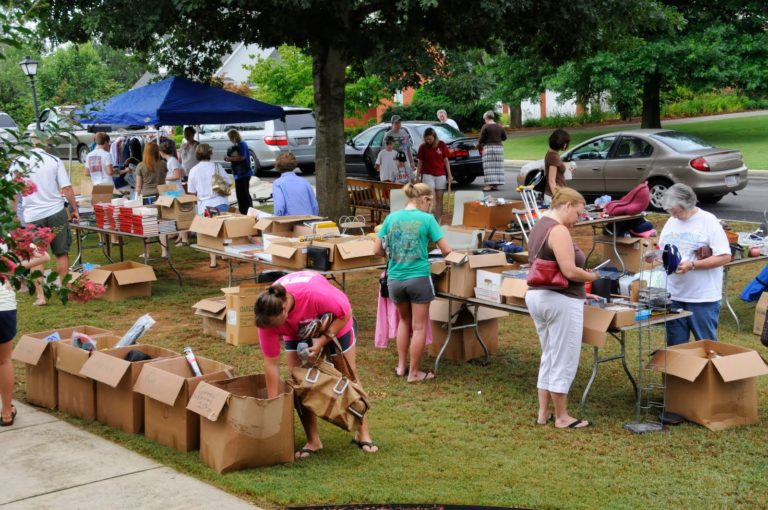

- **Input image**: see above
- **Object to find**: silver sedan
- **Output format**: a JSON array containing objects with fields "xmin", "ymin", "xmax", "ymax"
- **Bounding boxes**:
[{"xmin": 517, "ymin": 129, "xmax": 748, "ymax": 210}]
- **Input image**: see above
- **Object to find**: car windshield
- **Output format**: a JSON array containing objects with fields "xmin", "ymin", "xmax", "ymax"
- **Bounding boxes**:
[
  {"xmin": 651, "ymin": 131, "xmax": 713, "ymax": 151},
  {"xmin": 414, "ymin": 124, "xmax": 463, "ymax": 141},
  {"xmin": 0, "ymin": 114, "xmax": 16, "ymax": 128},
  {"xmin": 273, "ymin": 112, "xmax": 315, "ymax": 131}
]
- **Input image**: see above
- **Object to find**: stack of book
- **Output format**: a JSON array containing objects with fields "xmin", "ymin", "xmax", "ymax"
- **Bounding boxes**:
[
  {"xmin": 131, "ymin": 207, "xmax": 159, "ymax": 236},
  {"xmin": 93, "ymin": 204, "xmax": 109, "ymax": 229},
  {"xmin": 158, "ymin": 220, "xmax": 177, "ymax": 234}
]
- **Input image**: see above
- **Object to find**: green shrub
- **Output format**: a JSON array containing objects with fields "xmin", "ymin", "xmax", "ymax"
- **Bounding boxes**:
[
  {"xmin": 661, "ymin": 92, "xmax": 761, "ymax": 118},
  {"xmin": 522, "ymin": 110, "xmax": 619, "ymax": 128}
]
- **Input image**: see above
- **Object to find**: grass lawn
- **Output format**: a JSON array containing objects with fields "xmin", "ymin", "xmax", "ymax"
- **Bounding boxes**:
[
  {"xmin": 504, "ymin": 114, "xmax": 768, "ymax": 170},
  {"xmin": 12, "ymin": 205, "xmax": 768, "ymax": 509}
]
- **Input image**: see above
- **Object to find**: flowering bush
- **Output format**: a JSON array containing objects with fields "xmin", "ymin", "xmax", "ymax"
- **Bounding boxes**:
[
  {"xmin": 65, "ymin": 273, "xmax": 106, "ymax": 304},
  {"xmin": 16, "ymin": 177, "xmax": 38, "ymax": 197}
]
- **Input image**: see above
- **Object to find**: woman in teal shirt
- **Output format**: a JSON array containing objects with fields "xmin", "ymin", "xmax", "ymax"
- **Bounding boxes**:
[{"xmin": 373, "ymin": 183, "xmax": 451, "ymax": 382}]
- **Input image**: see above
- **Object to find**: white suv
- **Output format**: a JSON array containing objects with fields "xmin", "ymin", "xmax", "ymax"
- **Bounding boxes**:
[{"xmin": 198, "ymin": 106, "xmax": 316, "ymax": 175}]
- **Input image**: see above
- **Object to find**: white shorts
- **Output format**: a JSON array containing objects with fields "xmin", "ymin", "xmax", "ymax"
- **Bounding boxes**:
[{"xmin": 421, "ymin": 174, "xmax": 447, "ymax": 191}]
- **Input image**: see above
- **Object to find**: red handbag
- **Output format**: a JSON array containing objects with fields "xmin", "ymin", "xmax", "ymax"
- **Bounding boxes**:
[{"xmin": 527, "ymin": 258, "xmax": 569, "ymax": 289}]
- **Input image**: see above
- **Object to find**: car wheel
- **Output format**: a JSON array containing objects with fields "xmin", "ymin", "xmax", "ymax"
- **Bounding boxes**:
[
  {"xmin": 698, "ymin": 194, "xmax": 724, "ymax": 205},
  {"xmin": 648, "ymin": 178, "xmax": 673, "ymax": 211},
  {"xmin": 250, "ymin": 151, "xmax": 264, "ymax": 177},
  {"xmin": 453, "ymin": 173, "xmax": 476, "ymax": 185},
  {"xmin": 77, "ymin": 144, "xmax": 89, "ymax": 163},
  {"xmin": 364, "ymin": 151, "xmax": 377, "ymax": 179},
  {"xmin": 300, "ymin": 163, "xmax": 316, "ymax": 175}
]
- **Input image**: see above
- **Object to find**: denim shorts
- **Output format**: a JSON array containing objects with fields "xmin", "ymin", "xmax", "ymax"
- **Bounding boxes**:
[
  {"xmin": 387, "ymin": 276, "xmax": 435, "ymax": 304},
  {"xmin": 0, "ymin": 310, "xmax": 17, "ymax": 344}
]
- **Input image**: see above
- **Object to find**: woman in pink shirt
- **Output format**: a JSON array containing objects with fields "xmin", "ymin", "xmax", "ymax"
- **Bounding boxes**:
[{"xmin": 255, "ymin": 271, "xmax": 378, "ymax": 457}]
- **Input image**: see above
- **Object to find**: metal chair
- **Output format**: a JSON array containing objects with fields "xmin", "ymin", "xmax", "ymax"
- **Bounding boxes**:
[{"xmin": 339, "ymin": 215, "xmax": 367, "ymax": 235}]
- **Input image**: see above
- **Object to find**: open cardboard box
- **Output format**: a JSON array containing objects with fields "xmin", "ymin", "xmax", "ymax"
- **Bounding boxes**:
[
  {"xmin": 86, "ymin": 261, "xmax": 157, "ymax": 301},
  {"xmin": 309, "ymin": 236, "xmax": 386, "ymax": 271},
  {"xmin": 192, "ymin": 296, "xmax": 228, "ymax": 339},
  {"xmin": 12, "ymin": 325, "xmax": 114, "ymax": 409},
  {"xmin": 55, "ymin": 334, "xmax": 121, "ymax": 420},
  {"xmin": 597, "ymin": 236, "xmax": 657, "ymax": 273},
  {"xmin": 190, "ymin": 214, "xmax": 255, "ymax": 250},
  {"xmin": 428, "ymin": 298, "xmax": 508, "ymax": 361},
  {"xmin": 91, "ymin": 183, "xmax": 115, "ymax": 205},
  {"xmin": 430, "ymin": 261, "xmax": 450, "ymax": 294},
  {"xmin": 462, "ymin": 201, "xmax": 518, "ymax": 229},
  {"xmin": 475, "ymin": 265, "xmax": 517, "ymax": 303},
  {"xmin": 134, "ymin": 356, "xmax": 234, "ymax": 452},
  {"xmin": 187, "ymin": 374, "xmax": 295, "ymax": 473},
  {"xmin": 224, "ymin": 283, "xmax": 269, "ymax": 346},
  {"xmin": 500, "ymin": 277, "xmax": 528, "ymax": 307},
  {"xmin": 79, "ymin": 344, "xmax": 179, "ymax": 434},
  {"xmin": 254, "ymin": 215, "xmax": 323, "ymax": 235},
  {"xmin": 445, "ymin": 249, "xmax": 507, "ymax": 298},
  {"xmin": 649, "ymin": 340, "xmax": 768, "ymax": 430},
  {"xmin": 155, "ymin": 194, "xmax": 197, "ymax": 230},
  {"xmin": 265, "ymin": 239, "xmax": 311, "ymax": 269}
]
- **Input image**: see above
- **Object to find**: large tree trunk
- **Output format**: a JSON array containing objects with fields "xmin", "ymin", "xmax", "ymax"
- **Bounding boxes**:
[
  {"xmin": 312, "ymin": 44, "xmax": 350, "ymax": 222},
  {"xmin": 641, "ymin": 72, "xmax": 662, "ymax": 128},
  {"xmin": 509, "ymin": 104, "xmax": 522, "ymax": 128}
]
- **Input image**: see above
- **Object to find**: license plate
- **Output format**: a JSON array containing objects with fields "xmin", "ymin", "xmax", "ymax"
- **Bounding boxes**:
[
  {"xmin": 725, "ymin": 175, "xmax": 737, "ymax": 187},
  {"xmin": 469, "ymin": 150, "xmax": 480, "ymax": 158},
  {"xmin": 296, "ymin": 138, "xmax": 311, "ymax": 146}
]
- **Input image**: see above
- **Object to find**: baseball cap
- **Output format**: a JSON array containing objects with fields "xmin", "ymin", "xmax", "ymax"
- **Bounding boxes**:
[{"xmin": 390, "ymin": 115, "xmax": 401, "ymax": 123}]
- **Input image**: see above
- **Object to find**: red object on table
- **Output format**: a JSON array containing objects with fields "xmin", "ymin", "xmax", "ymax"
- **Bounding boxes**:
[{"xmin": 585, "ymin": 281, "xmax": 592, "ymax": 294}]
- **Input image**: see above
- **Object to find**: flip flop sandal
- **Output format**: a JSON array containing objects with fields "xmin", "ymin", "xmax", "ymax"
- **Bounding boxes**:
[
  {"xmin": 351, "ymin": 439, "xmax": 379, "ymax": 453},
  {"xmin": 560, "ymin": 419, "xmax": 592, "ymax": 429},
  {"xmin": 295, "ymin": 447, "xmax": 322, "ymax": 459},
  {"xmin": 407, "ymin": 371, "xmax": 435, "ymax": 383},
  {"xmin": 0, "ymin": 406, "xmax": 17, "ymax": 427}
]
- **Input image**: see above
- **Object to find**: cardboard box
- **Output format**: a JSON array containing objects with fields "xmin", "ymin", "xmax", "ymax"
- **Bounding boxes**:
[
  {"xmin": 500, "ymin": 277, "xmax": 528, "ymax": 307},
  {"xmin": 254, "ymin": 215, "xmax": 323, "ymax": 236},
  {"xmin": 224, "ymin": 283, "xmax": 268, "ymax": 346},
  {"xmin": 187, "ymin": 375, "xmax": 295, "ymax": 473},
  {"xmin": 430, "ymin": 261, "xmax": 450, "ymax": 294},
  {"xmin": 580, "ymin": 304, "xmax": 644, "ymax": 347},
  {"xmin": 445, "ymin": 250, "xmax": 507, "ymax": 298},
  {"xmin": 86, "ymin": 261, "xmax": 157, "ymax": 301},
  {"xmin": 597, "ymin": 236, "xmax": 657, "ymax": 273},
  {"xmin": 428, "ymin": 298, "xmax": 508, "ymax": 361},
  {"xmin": 79, "ymin": 344, "xmax": 179, "ymax": 434},
  {"xmin": 265, "ymin": 239, "xmax": 310, "ymax": 269},
  {"xmin": 192, "ymin": 296, "xmax": 227, "ymax": 339},
  {"xmin": 190, "ymin": 214, "xmax": 255, "ymax": 250},
  {"xmin": 649, "ymin": 340, "xmax": 768, "ymax": 430},
  {"xmin": 475, "ymin": 265, "xmax": 516, "ymax": 303},
  {"xmin": 462, "ymin": 201, "xmax": 515, "ymax": 229},
  {"xmin": 12, "ymin": 325, "xmax": 113, "ymax": 409},
  {"xmin": 754, "ymin": 292, "xmax": 768, "ymax": 336},
  {"xmin": 91, "ymin": 183, "xmax": 115, "ymax": 205},
  {"xmin": 309, "ymin": 236, "xmax": 386, "ymax": 271},
  {"xmin": 155, "ymin": 194, "xmax": 197, "ymax": 230},
  {"xmin": 55, "ymin": 334, "xmax": 121, "ymax": 420},
  {"xmin": 134, "ymin": 356, "xmax": 234, "ymax": 452}
]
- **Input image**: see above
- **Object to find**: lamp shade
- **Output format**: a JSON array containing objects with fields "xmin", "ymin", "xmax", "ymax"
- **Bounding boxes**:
[{"xmin": 19, "ymin": 56, "xmax": 38, "ymax": 78}]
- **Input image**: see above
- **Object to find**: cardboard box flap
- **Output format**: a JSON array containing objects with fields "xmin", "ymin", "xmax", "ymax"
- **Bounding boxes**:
[
  {"xmin": 648, "ymin": 349, "xmax": 709, "ymax": 382},
  {"xmin": 266, "ymin": 242, "xmax": 299, "ymax": 258},
  {"xmin": 475, "ymin": 307, "xmax": 508, "ymax": 321},
  {"xmin": 224, "ymin": 217, "xmax": 256, "ymax": 237},
  {"xmin": 86, "ymin": 267, "xmax": 112, "ymax": 286},
  {"xmin": 336, "ymin": 240, "xmax": 375, "ymax": 260},
  {"xmin": 79, "ymin": 350, "xmax": 132, "ymax": 387},
  {"xmin": 192, "ymin": 297, "xmax": 227, "ymax": 318},
  {"xmin": 430, "ymin": 261, "xmax": 449, "ymax": 276},
  {"xmin": 190, "ymin": 216, "xmax": 224, "ymax": 237},
  {"xmin": 428, "ymin": 299, "xmax": 505, "ymax": 323},
  {"xmin": 711, "ymin": 351, "xmax": 768, "ymax": 382},
  {"xmin": 176, "ymin": 194, "xmax": 197, "ymax": 204},
  {"xmin": 11, "ymin": 336, "xmax": 49, "ymax": 365},
  {"xmin": 113, "ymin": 265, "xmax": 157, "ymax": 285},
  {"xmin": 91, "ymin": 184, "xmax": 114, "ymax": 195},
  {"xmin": 255, "ymin": 215, "xmax": 322, "ymax": 230},
  {"xmin": 186, "ymin": 380, "xmax": 231, "ymax": 421},
  {"xmin": 583, "ymin": 306, "xmax": 615, "ymax": 331},
  {"xmin": 468, "ymin": 252, "xmax": 508, "ymax": 269},
  {"xmin": 445, "ymin": 251, "xmax": 468, "ymax": 265},
  {"xmin": 500, "ymin": 278, "xmax": 528, "ymax": 298},
  {"xmin": 133, "ymin": 363, "xmax": 187, "ymax": 406},
  {"xmin": 55, "ymin": 343, "xmax": 91, "ymax": 376},
  {"xmin": 154, "ymin": 195, "xmax": 175, "ymax": 207}
]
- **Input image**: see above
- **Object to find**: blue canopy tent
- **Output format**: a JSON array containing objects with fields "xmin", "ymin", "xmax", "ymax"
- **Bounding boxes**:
[{"xmin": 77, "ymin": 76, "xmax": 284, "ymax": 126}]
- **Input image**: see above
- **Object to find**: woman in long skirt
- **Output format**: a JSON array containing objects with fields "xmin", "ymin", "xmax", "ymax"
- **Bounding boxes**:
[{"xmin": 477, "ymin": 111, "xmax": 507, "ymax": 191}]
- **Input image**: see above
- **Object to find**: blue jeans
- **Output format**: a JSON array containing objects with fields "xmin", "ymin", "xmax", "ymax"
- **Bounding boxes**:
[{"xmin": 665, "ymin": 300, "xmax": 721, "ymax": 346}]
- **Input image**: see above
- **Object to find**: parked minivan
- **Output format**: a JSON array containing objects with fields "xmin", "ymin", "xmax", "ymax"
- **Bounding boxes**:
[
  {"xmin": 198, "ymin": 106, "xmax": 316, "ymax": 175},
  {"xmin": 26, "ymin": 106, "xmax": 97, "ymax": 163}
]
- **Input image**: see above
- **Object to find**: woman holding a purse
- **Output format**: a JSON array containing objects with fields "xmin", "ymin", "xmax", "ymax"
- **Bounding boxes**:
[
  {"xmin": 525, "ymin": 187, "xmax": 598, "ymax": 429},
  {"xmin": 255, "ymin": 271, "xmax": 378, "ymax": 457}
]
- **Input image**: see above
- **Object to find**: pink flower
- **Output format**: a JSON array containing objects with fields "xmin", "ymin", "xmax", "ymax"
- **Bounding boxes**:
[{"xmin": 17, "ymin": 178, "xmax": 38, "ymax": 197}]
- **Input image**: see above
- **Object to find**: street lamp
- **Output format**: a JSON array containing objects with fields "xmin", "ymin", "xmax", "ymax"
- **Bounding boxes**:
[{"xmin": 19, "ymin": 56, "xmax": 41, "ymax": 130}]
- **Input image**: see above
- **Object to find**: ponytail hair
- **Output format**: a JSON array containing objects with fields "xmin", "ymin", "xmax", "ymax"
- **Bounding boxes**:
[
  {"xmin": 255, "ymin": 284, "xmax": 288, "ymax": 327},
  {"xmin": 403, "ymin": 182, "xmax": 433, "ymax": 201},
  {"xmin": 550, "ymin": 187, "xmax": 586, "ymax": 209}
]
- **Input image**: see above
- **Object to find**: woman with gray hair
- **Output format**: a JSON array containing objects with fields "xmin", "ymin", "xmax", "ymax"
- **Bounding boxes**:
[
  {"xmin": 477, "ymin": 110, "xmax": 507, "ymax": 192},
  {"xmin": 658, "ymin": 183, "xmax": 731, "ymax": 345}
]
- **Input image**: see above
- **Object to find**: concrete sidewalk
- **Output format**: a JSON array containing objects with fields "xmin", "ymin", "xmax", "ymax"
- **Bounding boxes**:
[{"xmin": 0, "ymin": 401, "xmax": 259, "ymax": 510}]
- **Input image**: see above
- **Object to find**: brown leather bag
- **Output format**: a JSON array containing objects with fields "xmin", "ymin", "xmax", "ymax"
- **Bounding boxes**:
[{"xmin": 289, "ymin": 338, "xmax": 370, "ymax": 432}]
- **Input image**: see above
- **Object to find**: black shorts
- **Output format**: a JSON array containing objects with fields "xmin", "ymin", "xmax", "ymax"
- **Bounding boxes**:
[
  {"xmin": 284, "ymin": 328, "xmax": 355, "ymax": 356},
  {"xmin": 30, "ymin": 208, "xmax": 71, "ymax": 256},
  {"xmin": 0, "ymin": 310, "xmax": 17, "ymax": 344}
]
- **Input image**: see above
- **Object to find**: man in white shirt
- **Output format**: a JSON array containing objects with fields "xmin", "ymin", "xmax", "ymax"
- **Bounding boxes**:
[
  {"xmin": 13, "ymin": 143, "xmax": 79, "ymax": 298},
  {"xmin": 84, "ymin": 132, "xmax": 114, "ymax": 185},
  {"xmin": 437, "ymin": 109, "xmax": 459, "ymax": 131}
]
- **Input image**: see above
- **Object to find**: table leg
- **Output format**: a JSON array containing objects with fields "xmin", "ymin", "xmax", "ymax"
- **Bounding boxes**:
[
  {"xmin": 434, "ymin": 296, "xmax": 457, "ymax": 375},
  {"xmin": 227, "ymin": 258, "xmax": 235, "ymax": 287},
  {"xmin": 161, "ymin": 238, "xmax": 183, "ymax": 287},
  {"xmin": 71, "ymin": 226, "xmax": 83, "ymax": 270},
  {"xmin": 723, "ymin": 266, "xmax": 740, "ymax": 331},
  {"xmin": 612, "ymin": 225, "xmax": 625, "ymax": 273},
  {"xmin": 618, "ymin": 332, "xmax": 638, "ymax": 401},
  {"xmin": 579, "ymin": 346, "xmax": 600, "ymax": 414},
  {"xmin": 470, "ymin": 304, "xmax": 490, "ymax": 365}
]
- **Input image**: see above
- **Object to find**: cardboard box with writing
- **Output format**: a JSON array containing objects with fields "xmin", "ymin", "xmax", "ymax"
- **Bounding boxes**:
[
  {"xmin": 428, "ymin": 298, "xmax": 508, "ymax": 361},
  {"xmin": 265, "ymin": 239, "xmax": 310, "ymax": 269},
  {"xmin": 55, "ymin": 334, "xmax": 121, "ymax": 420},
  {"xmin": 155, "ymin": 194, "xmax": 197, "ymax": 230},
  {"xmin": 91, "ymin": 183, "xmax": 115, "ymax": 205},
  {"xmin": 500, "ymin": 277, "xmax": 528, "ymax": 307},
  {"xmin": 192, "ymin": 296, "xmax": 227, "ymax": 339},
  {"xmin": 597, "ymin": 236, "xmax": 657, "ymax": 273},
  {"xmin": 224, "ymin": 283, "xmax": 268, "ymax": 346},
  {"xmin": 310, "ymin": 236, "xmax": 386, "ymax": 271},
  {"xmin": 134, "ymin": 356, "xmax": 234, "ymax": 452},
  {"xmin": 254, "ymin": 215, "xmax": 323, "ymax": 236},
  {"xmin": 12, "ymin": 325, "xmax": 113, "ymax": 409},
  {"xmin": 754, "ymin": 292, "xmax": 768, "ymax": 336},
  {"xmin": 187, "ymin": 374, "xmax": 295, "ymax": 473},
  {"xmin": 445, "ymin": 250, "xmax": 507, "ymax": 298},
  {"xmin": 79, "ymin": 345, "xmax": 179, "ymax": 434},
  {"xmin": 649, "ymin": 340, "xmax": 768, "ymax": 430},
  {"xmin": 190, "ymin": 214, "xmax": 255, "ymax": 250},
  {"xmin": 475, "ymin": 265, "xmax": 517, "ymax": 303},
  {"xmin": 86, "ymin": 261, "xmax": 157, "ymax": 301},
  {"xmin": 463, "ymin": 201, "xmax": 519, "ymax": 229}
]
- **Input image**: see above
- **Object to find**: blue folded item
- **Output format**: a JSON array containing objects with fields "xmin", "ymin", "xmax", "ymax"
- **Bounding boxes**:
[{"xmin": 662, "ymin": 244, "xmax": 681, "ymax": 275}]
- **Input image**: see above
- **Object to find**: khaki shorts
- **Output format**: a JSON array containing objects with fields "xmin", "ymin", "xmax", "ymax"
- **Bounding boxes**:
[
  {"xmin": 31, "ymin": 208, "xmax": 71, "ymax": 256},
  {"xmin": 421, "ymin": 174, "xmax": 447, "ymax": 191}
]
